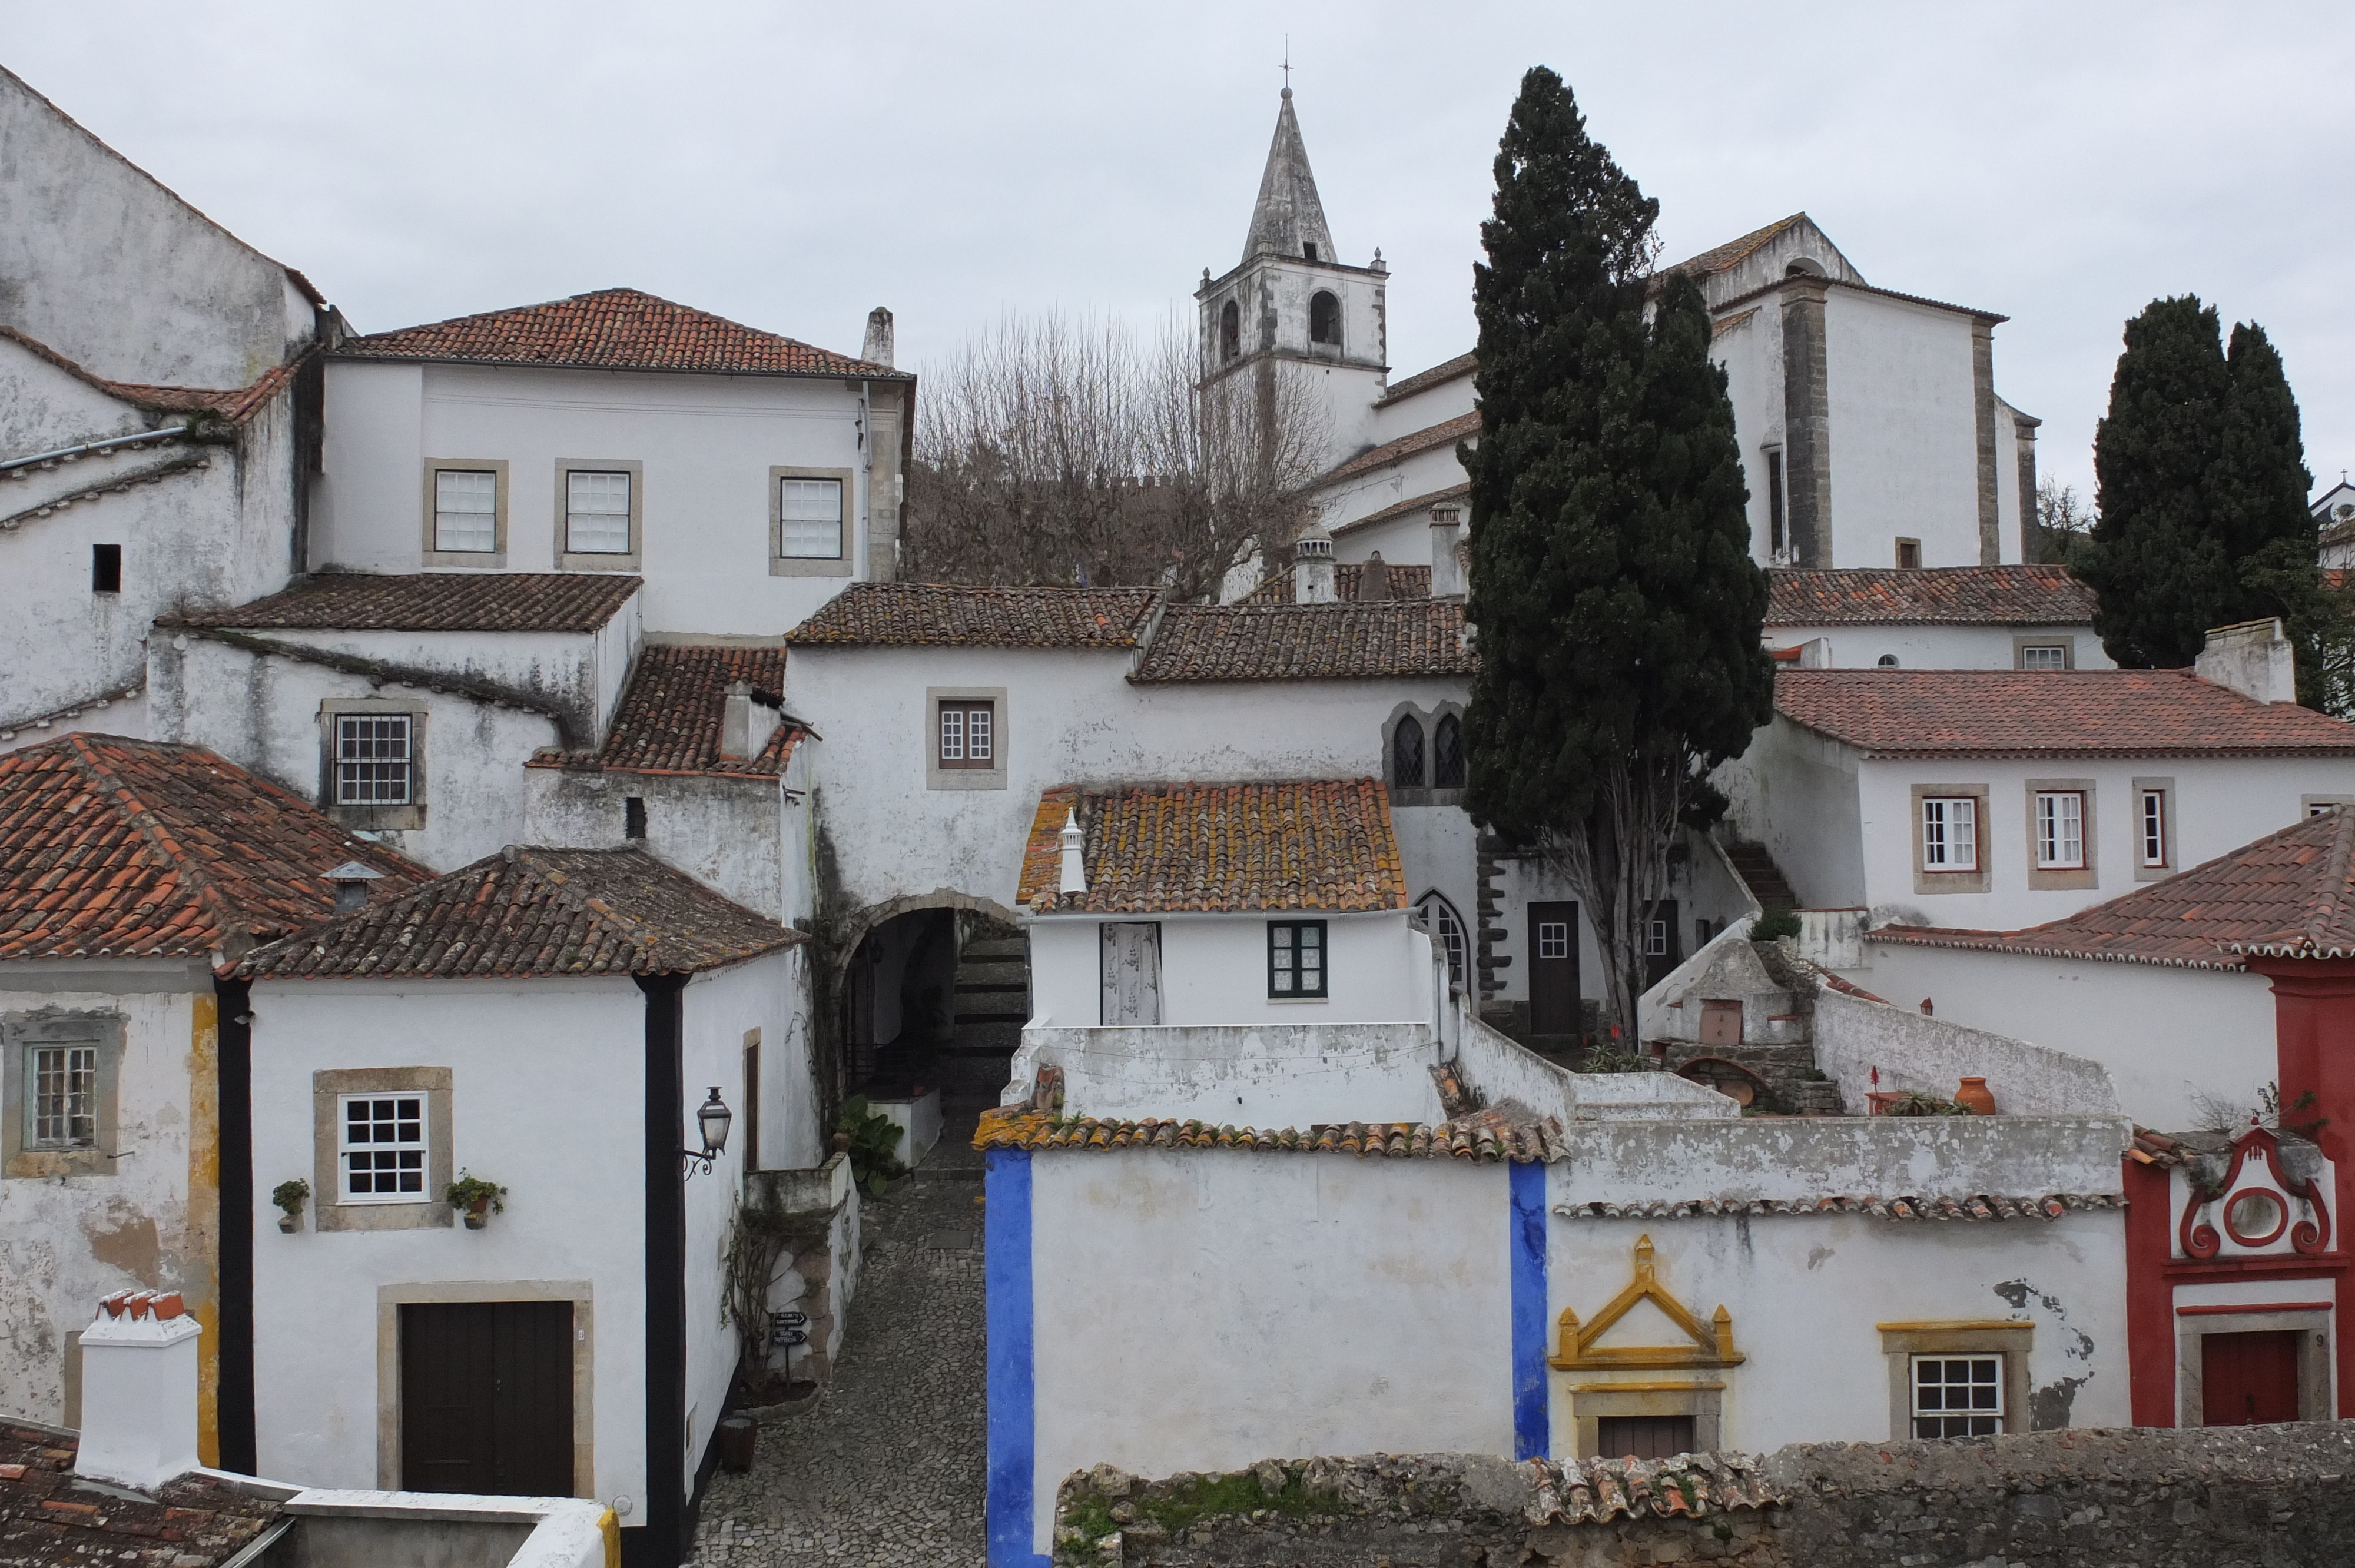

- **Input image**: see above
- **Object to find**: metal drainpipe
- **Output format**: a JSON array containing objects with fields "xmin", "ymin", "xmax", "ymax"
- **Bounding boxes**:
[{"xmin": 854, "ymin": 379, "xmax": 873, "ymax": 573}]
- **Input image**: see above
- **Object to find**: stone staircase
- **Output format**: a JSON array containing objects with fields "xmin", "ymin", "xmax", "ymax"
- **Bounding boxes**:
[
  {"xmin": 940, "ymin": 918, "xmax": 1030, "ymax": 1095},
  {"xmin": 1723, "ymin": 841, "xmax": 1799, "ymax": 915}
]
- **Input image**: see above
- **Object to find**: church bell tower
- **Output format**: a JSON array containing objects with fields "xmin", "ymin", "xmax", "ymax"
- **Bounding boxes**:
[{"xmin": 1196, "ymin": 89, "xmax": 1388, "ymax": 466}]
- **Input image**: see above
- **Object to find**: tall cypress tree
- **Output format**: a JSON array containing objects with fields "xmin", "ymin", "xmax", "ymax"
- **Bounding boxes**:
[
  {"xmin": 2078, "ymin": 297, "xmax": 2324, "ymax": 700},
  {"xmin": 1461, "ymin": 67, "xmax": 1773, "ymax": 1035}
]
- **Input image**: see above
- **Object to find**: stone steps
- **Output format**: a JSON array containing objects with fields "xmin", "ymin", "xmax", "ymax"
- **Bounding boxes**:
[{"xmin": 1723, "ymin": 841, "xmax": 1800, "ymax": 914}]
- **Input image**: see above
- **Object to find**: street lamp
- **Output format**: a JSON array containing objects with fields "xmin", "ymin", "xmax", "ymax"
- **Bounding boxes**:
[{"xmin": 682, "ymin": 1087, "xmax": 732, "ymax": 1177}]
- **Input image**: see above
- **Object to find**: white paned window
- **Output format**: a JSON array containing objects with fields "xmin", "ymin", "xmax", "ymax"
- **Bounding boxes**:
[
  {"xmin": 779, "ymin": 477, "xmax": 844, "ymax": 559},
  {"xmin": 28, "ymin": 1044, "xmax": 97, "ymax": 1150},
  {"xmin": 2141, "ymin": 790, "xmax": 2169, "ymax": 868},
  {"xmin": 566, "ymin": 470, "xmax": 632, "ymax": 554},
  {"xmin": 1921, "ymin": 797, "xmax": 1978, "ymax": 872},
  {"xmin": 339, "ymin": 1093, "xmax": 427, "ymax": 1202},
  {"xmin": 1269, "ymin": 921, "xmax": 1326, "ymax": 998},
  {"xmin": 1537, "ymin": 921, "xmax": 1571, "ymax": 960},
  {"xmin": 2019, "ymin": 645, "xmax": 2068, "ymax": 671},
  {"xmin": 1645, "ymin": 919, "xmax": 1669, "ymax": 958},
  {"xmin": 1912, "ymin": 1354, "xmax": 2003, "ymax": 1438},
  {"xmin": 937, "ymin": 702, "xmax": 994, "ymax": 768},
  {"xmin": 433, "ymin": 469, "xmax": 499, "ymax": 553},
  {"xmin": 2035, "ymin": 791, "xmax": 2086, "ymax": 869},
  {"xmin": 336, "ymin": 715, "xmax": 413, "ymax": 806}
]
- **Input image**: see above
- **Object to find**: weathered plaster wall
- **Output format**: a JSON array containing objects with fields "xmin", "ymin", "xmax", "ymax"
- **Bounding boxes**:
[
  {"xmin": 1321, "ymin": 441, "xmax": 1468, "ymax": 553},
  {"xmin": 1810, "ymin": 984, "xmax": 2121, "ymax": 1117},
  {"xmin": 1717, "ymin": 719, "xmax": 1866, "ymax": 911},
  {"xmin": 1026, "ymin": 912, "xmax": 1434, "ymax": 1029},
  {"xmin": 523, "ymin": 768, "xmax": 797, "ymax": 922},
  {"xmin": 1759, "ymin": 622, "xmax": 2112, "ymax": 672},
  {"xmin": 1454, "ymin": 1016, "xmax": 1737, "ymax": 1124},
  {"xmin": 1011, "ymin": 1022, "xmax": 1444, "ymax": 1125},
  {"xmin": 1822, "ymin": 291, "xmax": 1986, "ymax": 570}
]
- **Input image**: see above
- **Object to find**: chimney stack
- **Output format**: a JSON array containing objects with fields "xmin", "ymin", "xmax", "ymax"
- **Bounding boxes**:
[
  {"xmin": 77, "ymin": 1291, "xmax": 200, "ymax": 1493},
  {"xmin": 862, "ymin": 307, "xmax": 895, "ymax": 369},
  {"xmin": 1428, "ymin": 501, "xmax": 1465, "ymax": 598},
  {"xmin": 2196, "ymin": 618, "xmax": 2297, "ymax": 704},
  {"xmin": 1057, "ymin": 809, "xmax": 1088, "ymax": 895},
  {"xmin": 719, "ymin": 681, "xmax": 782, "ymax": 761},
  {"xmin": 1293, "ymin": 525, "xmax": 1336, "ymax": 605},
  {"xmin": 326, "ymin": 860, "xmax": 383, "ymax": 916},
  {"xmin": 1356, "ymin": 552, "xmax": 1392, "ymax": 602}
]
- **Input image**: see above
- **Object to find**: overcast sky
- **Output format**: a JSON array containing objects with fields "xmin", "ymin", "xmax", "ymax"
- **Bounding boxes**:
[{"xmin": 6, "ymin": 1, "xmax": 2350, "ymax": 500}]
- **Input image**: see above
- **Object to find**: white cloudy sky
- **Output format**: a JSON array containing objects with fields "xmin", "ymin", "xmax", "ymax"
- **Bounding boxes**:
[{"xmin": 6, "ymin": 1, "xmax": 2350, "ymax": 499}]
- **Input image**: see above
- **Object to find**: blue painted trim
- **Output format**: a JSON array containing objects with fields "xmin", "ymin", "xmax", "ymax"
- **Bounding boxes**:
[
  {"xmin": 985, "ymin": 1148, "xmax": 1049, "ymax": 1567},
  {"xmin": 1509, "ymin": 1158, "xmax": 1550, "ymax": 1460}
]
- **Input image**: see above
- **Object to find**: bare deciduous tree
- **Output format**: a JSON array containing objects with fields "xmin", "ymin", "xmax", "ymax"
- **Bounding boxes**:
[
  {"xmin": 2034, "ymin": 477, "xmax": 2095, "ymax": 565},
  {"xmin": 903, "ymin": 312, "xmax": 1329, "ymax": 599}
]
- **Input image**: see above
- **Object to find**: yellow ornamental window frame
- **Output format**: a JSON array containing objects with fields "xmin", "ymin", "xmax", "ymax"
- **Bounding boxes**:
[{"xmin": 1548, "ymin": 1234, "xmax": 1745, "ymax": 1372}]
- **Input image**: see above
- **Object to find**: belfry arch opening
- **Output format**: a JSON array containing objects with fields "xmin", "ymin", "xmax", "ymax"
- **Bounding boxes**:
[{"xmin": 1309, "ymin": 290, "xmax": 1341, "ymax": 346}]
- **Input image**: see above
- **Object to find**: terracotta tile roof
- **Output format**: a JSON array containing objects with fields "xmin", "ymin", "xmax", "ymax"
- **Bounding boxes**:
[
  {"xmin": 232, "ymin": 846, "xmax": 798, "ymax": 981},
  {"xmin": 1527, "ymin": 1454, "xmax": 1783, "ymax": 1524},
  {"xmin": 532, "ymin": 644, "xmax": 797, "ymax": 778},
  {"xmin": 1131, "ymin": 600, "xmax": 1474, "ymax": 682},
  {"xmin": 0, "ymin": 325, "xmax": 302, "ymax": 427},
  {"xmin": 975, "ymin": 1108, "xmax": 1560, "ymax": 1162},
  {"xmin": 1319, "ymin": 411, "xmax": 1481, "ymax": 486},
  {"xmin": 336, "ymin": 287, "xmax": 903, "ymax": 380},
  {"xmin": 2130, "ymin": 1127, "xmax": 2195, "ymax": 1167},
  {"xmin": 1870, "ymin": 809, "xmax": 2355, "ymax": 971},
  {"xmin": 0, "ymin": 735, "xmax": 426, "ymax": 962},
  {"xmin": 1331, "ymin": 481, "xmax": 1470, "ymax": 538},
  {"xmin": 0, "ymin": 1421, "xmax": 283, "ymax": 1567},
  {"xmin": 1659, "ymin": 214, "xmax": 1807, "ymax": 280},
  {"xmin": 784, "ymin": 582, "xmax": 1159, "ymax": 648},
  {"xmin": 169, "ymin": 572, "xmax": 641, "ymax": 633},
  {"xmin": 1017, "ymin": 779, "xmax": 1407, "ymax": 915},
  {"xmin": 1765, "ymin": 566, "xmax": 2096, "ymax": 627},
  {"xmin": 1239, "ymin": 560, "xmax": 1433, "ymax": 604},
  {"xmin": 1551, "ymin": 1193, "xmax": 2123, "ymax": 1221},
  {"xmin": 1774, "ymin": 668, "xmax": 2355, "ymax": 758},
  {"xmin": 1374, "ymin": 351, "xmax": 1477, "ymax": 409}
]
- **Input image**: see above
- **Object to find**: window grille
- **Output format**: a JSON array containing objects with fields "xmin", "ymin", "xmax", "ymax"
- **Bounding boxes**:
[
  {"xmin": 433, "ymin": 470, "xmax": 498, "ymax": 553},
  {"xmin": 29, "ymin": 1044, "xmax": 97, "ymax": 1149},
  {"xmin": 780, "ymin": 477, "xmax": 844, "ymax": 559},
  {"xmin": 340, "ymin": 1094, "xmax": 427, "ymax": 1201},
  {"xmin": 2035, "ymin": 791, "xmax": 2085, "ymax": 869},
  {"xmin": 2140, "ymin": 790, "xmax": 2168, "ymax": 868},
  {"xmin": 938, "ymin": 702, "xmax": 994, "ymax": 768},
  {"xmin": 1268, "ymin": 921, "xmax": 1327, "ymax": 998},
  {"xmin": 1432, "ymin": 713, "xmax": 1465, "ymax": 788},
  {"xmin": 565, "ymin": 470, "xmax": 632, "ymax": 553},
  {"xmin": 1392, "ymin": 716, "xmax": 1425, "ymax": 788},
  {"xmin": 1921, "ymin": 797, "xmax": 1978, "ymax": 871},
  {"xmin": 1911, "ymin": 1354, "xmax": 2002, "ymax": 1437},
  {"xmin": 336, "ymin": 715, "xmax": 413, "ymax": 806}
]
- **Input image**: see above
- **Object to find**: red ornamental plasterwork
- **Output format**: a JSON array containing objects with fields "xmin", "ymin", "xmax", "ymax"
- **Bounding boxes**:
[{"xmin": 2178, "ymin": 1125, "xmax": 2331, "ymax": 1261}]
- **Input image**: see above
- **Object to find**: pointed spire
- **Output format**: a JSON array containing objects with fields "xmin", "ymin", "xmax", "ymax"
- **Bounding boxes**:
[{"xmin": 1242, "ymin": 89, "xmax": 1336, "ymax": 267}]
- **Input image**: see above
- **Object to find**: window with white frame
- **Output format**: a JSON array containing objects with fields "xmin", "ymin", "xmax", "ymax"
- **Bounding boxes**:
[
  {"xmin": 1537, "ymin": 921, "xmax": 1571, "ymax": 961},
  {"xmin": 779, "ymin": 477, "xmax": 844, "ymax": 559},
  {"xmin": 2140, "ymin": 789, "xmax": 2170, "ymax": 868},
  {"xmin": 937, "ymin": 701, "xmax": 995, "ymax": 769},
  {"xmin": 1268, "ymin": 921, "xmax": 1327, "ymax": 999},
  {"xmin": 339, "ymin": 1093, "xmax": 427, "ymax": 1202},
  {"xmin": 2018, "ymin": 644, "xmax": 2068, "ymax": 671},
  {"xmin": 1921, "ymin": 796, "xmax": 1978, "ymax": 872},
  {"xmin": 433, "ymin": 469, "xmax": 499, "ymax": 553},
  {"xmin": 335, "ymin": 715, "xmax": 413, "ymax": 806},
  {"xmin": 1645, "ymin": 919, "xmax": 1670, "ymax": 958},
  {"xmin": 565, "ymin": 470, "xmax": 632, "ymax": 554},
  {"xmin": 1417, "ymin": 892, "xmax": 1467, "ymax": 989},
  {"xmin": 2035, "ymin": 790, "xmax": 2086, "ymax": 869},
  {"xmin": 28, "ymin": 1042, "xmax": 97, "ymax": 1150},
  {"xmin": 1910, "ymin": 1354, "xmax": 2003, "ymax": 1438}
]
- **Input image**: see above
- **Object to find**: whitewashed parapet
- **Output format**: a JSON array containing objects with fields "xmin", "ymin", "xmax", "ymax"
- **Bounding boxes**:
[
  {"xmin": 1636, "ymin": 912, "xmax": 1759, "ymax": 1042},
  {"xmin": 283, "ymin": 1489, "xmax": 613, "ymax": 1567},
  {"xmin": 1016, "ymin": 1022, "xmax": 1444, "ymax": 1126},
  {"xmin": 1455, "ymin": 1015, "xmax": 1737, "ymax": 1122},
  {"xmin": 1809, "ymin": 984, "xmax": 2120, "ymax": 1117}
]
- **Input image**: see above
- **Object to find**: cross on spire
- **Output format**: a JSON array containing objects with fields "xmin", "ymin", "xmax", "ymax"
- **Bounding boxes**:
[{"xmin": 1281, "ymin": 38, "xmax": 1291, "ymax": 95}]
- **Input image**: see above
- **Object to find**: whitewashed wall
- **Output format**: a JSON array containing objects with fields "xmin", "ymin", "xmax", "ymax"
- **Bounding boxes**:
[
  {"xmin": 1324, "ymin": 441, "xmax": 1470, "ymax": 555},
  {"xmin": 523, "ymin": 769, "xmax": 801, "ymax": 923},
  {"xmin": 1808, "ymin": 984, "xmax": 2121, "ymax": 1117},
  {"xmin": 1714, "ymin": 306, "xmax": 1784, "ymax": 564},
  {"xmin": 1366, "ymin": 367, "xmax": 1474, "ymax": 446},
  {"xmin": 1026, "ymin": 912, "xmax": 1432, "ymax": 1028},
  {"xmin": 1760, "ymin": 623, "xmax": 2112, "ymax": 672},
  {"xmin": 1822, "ymin": 290, "xmax": 1990, "ymax": 570},
  {"xmin": 1012, "ymin": 1022, "xmax": 1444, "ymax": 1125}
]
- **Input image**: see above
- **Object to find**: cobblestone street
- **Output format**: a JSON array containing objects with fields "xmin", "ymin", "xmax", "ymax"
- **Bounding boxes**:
[{"xmin": 688, "ymin": 1108, "xmax": 989, "ymax": 1567}]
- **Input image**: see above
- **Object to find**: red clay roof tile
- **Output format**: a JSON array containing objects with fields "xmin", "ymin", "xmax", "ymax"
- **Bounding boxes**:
[
  {"xmin": 785, "ymin": 583, "xmax": 1159, "ymax": 648},
  {"xmin": 1318, "ymin": 411, "xmax": 1480, "ymax": 487},
  {"xmin": 0, "ymin": 1423, "xmax": 282, "ymax": 1565},
  {"xmin": 1766, "ymin": 566, "xmax": 2095, "ymax": 627},
  {"xmin": 532, "ymin": 644, "xmax": 796, "ymax": 778},
  {"xmin": 170, "ymin": 572, "xmax": 641, "ymax": 633},
  {"xmin": 1132, "ymin": 600, "xmax": 1473, "ymax": 682},
  {"xmin": 1242, "ymin": 560, "xmax": 1434, "ymax": 604}
]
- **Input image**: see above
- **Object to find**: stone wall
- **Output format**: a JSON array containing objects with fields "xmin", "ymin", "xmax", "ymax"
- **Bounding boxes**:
[{"xmin": 1052, "ymin": 1424, "xmax": 2355, "ymax": 1566}]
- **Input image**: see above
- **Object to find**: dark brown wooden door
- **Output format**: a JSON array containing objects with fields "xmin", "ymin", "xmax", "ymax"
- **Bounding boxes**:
[
  {"xmin": 2201, "ymin": 1329, "xmax": 2301, "ymax": 1425},
  {"xmin": 400, "ymin": 1301, "xmax": 575, "ymax": 1495},
  {"xmin": 1528, "ymin": 902, "xmax": 1581, "ymax": 1036},
  {"xmin": 1644, "ymin": 900, "xmax": 1681, "ymax": 989},
  {"xmin": 1594, "ymin": 1414, "xmax": 1696, "ymax": 1459}
]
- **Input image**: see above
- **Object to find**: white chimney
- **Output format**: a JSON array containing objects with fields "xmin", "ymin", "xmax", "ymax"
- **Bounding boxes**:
[
  {"xmin": 719, "ymin": 681, "xmax": 781, "ymax": 760},
  {"xmin": 862, "ymin": 307, "xmax": 895, "ymax": 369},
  {"xmin": 77, "ymin": 1291, "xmax": 201, "ymax": 1492},
  {"xmin": 1293, "ymin": 525, "xmax": 1336, "ymax": 605},
  {"xmin": 2196, "ymin": 618, "xmax": 2297, "ymax": 704},
  {"xmin": 1057, "ymin": 809, "xmax": 1087, "ymax": 895},
  {"xmin": 1428, "ymin": 501, "xmax": 1465, "ymax": 598}
]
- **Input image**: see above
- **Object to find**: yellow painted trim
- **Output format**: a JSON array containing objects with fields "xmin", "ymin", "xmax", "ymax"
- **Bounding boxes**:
[
  {"xmin": 187, "ymin": 992, "xmax": 222, "ymax": 1469},
  {"xmin": 599, "ymin": 1507, "xmax": 621, "ymax": 1568},
  {"xmin": 1548, "ymin": 1234, "xmax": 1746, "ymax": 1371},
  {"xmin": 1567, "ymin": 1380, "xmax": 1727, "ymax": 1393},
  {"xmin": 1874, "ymin": 1320, "xmax": 2031, "ymax": 1334}
]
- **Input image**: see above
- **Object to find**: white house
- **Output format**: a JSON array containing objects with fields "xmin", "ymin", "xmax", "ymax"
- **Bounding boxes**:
[
  {"xmin": 230, "ymin": 845, "xmax": 817, "ymax": 1566},
  {"xmin": 312, "ymin": 290, "xmax": 911, "ymax": 636},
  {"xmin": 2313, "ymin": 477, "xmax": 2355, "ymax": 569},
  {"xmin": 0, "ymin": 733, "xmax": 423, "ymax": 1450},
  {"xmin": 1763, "ymin": 564, "xmax": 2112, "ymax": 672}
]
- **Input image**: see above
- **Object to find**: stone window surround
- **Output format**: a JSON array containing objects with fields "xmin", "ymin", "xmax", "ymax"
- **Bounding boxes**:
[
  {"xmin": 2173, "ymin": 1306, "xmax": 2332, "ymax": 1427},
  {"xmin": 1561, "ymin": 1382, "xmax": 1724, "ymax": 1460},
  {"xmin": 2025, "ymin": 778, "xmax": 2098, "ymax": 892},
  {"xmin": 374, "ymin": 1279, "xmax": 595, "ymax": 1494},
  {"xmin": 1878, "ymin": 1320, "xmax": 2032, "ymax": 1440},
  {"xmin": 2, "ymin": 1008, "xmax": 124, "ymax": 1178},
  {"xmin": 2012, "ymin": 634, "xmax": 2077, "ymax": 670},
  {"xmin": 1384, "ymin": 700, "xmax": 1466, "ymax": 809},
  {"xmin": 312, "ymin": 1066, "xmax": 454, "ymax": 1233},
  {"xmin": 319, "ymin": 697, "xmax": 428, "ymax": 833},
  {"xmin": 2303, "ymin": 796, "xmax": 2355, "ymax": 818},
  {"xmin": 925, "ymin": 686, "xmax": 1007, "ymax": 792},
  {"xmin": 1910, "ymin": 782, "xmax": 1991, "ymax": 896},
  {"xmin": 771, "ymin": 466, "xmax": 857, "ymax": 577},
  {"xmin": 2133, "ymin": 776, "xmax": 2176, "ymax": 882},
  {"xmin": 420, "ymin": 459, "xmax": 510, "ymax": 569},
  {"xmin": 553, "ymin": 458, "xmax": 643, "ymax": 572}
]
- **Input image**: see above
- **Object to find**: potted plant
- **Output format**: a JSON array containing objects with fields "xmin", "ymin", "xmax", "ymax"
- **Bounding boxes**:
[
  {"xmin": 271, "ymin": 1179, "xmax": 309, "ymax": 1234},
  {"xmin": 447, "ymin": 1171, "xmax": 508, "ymax": 1230},
  {"xmin": 836, "ymin": 1096, "xmax": 907, "ymax": 1198}
]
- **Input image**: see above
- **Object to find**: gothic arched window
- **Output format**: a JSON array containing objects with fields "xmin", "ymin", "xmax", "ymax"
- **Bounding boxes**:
[
  {"xmin": 1220, "ymin": 300, "xmax": 1240, "ymax": 364},
  {"xmin": 1432, "ymin": 713, "xmax": 1465, "ymax": 788},
  {"xmin": 1417, "ymin": 891, "xmax": 1467, "ymax": 989},
  {"xmin": 1392, "ymin": 714, "xmax": 1425, "ymax": 788},
  {"xmin": 1309, "ymin": 290, "xmax": 1341, "ymax": 346}
]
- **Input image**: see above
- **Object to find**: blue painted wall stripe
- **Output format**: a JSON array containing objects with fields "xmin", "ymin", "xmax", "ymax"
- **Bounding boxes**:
[
  {"xmin": 984, "ymin": 1147, "xmax": 1050, "ymax": 1567},
  {"xmin": 1509, "ymin": 1158, "xmax": 1550, "ymax": 1460}
]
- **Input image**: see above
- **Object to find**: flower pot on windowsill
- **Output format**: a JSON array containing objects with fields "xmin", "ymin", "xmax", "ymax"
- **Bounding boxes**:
[{"xmin": 462, "ymin": 1198, "xmax": 493, "ymax": 1230}]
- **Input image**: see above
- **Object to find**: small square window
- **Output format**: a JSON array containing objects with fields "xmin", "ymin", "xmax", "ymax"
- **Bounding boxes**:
[
  {"xmin": 1921, "ymin": 796, "xmax": 1978, "ymax": 872},
  {"xmin": 339, "ymin": 1093, "xmax": 427, "ymax": 1203},
  {"xmin": 1537, "ymin": 921, "xmax": 1571, "ymax": 961},
  {"xmin": 780, "ymin": 477, "xmax": 844, "ymax": 559},
  {"xmin": 2140, "ymin": 789, "xmax": 2169, "ymax": 868},
  {"xmin": 2019, "ymin": 645, "xmax": 2068, "ymax": 671},
  {"xmin": 1895, "ymin": 537, "xmax": 1922, "ymax": 569},
  {"xmin": 565, "ymin": 470, "xmax": 632, "ymax": 554},
  {"xmin": 2035, "ymin": 791, "xmax": 2085, "ymax": 869},
  {"xmin": 28, "ymin": 1044, "xmax": 98, "ymax": 1150},
  {"xmin": 91, "ymin": 544, "xmax": 122, "ymax": 594},
  {"xmin": 433, "ymin": 470, "xmax": 499, "ymax": 553},
  {"xmin": 336, "ymin": 715, "xmax": 413, "ymax": 806},
  {"xmin": 1268, "ymin": 921, "xmax": 1328, "ymax": 999},
  {"xmin": 1911, "ymin": 1354, "xmax": 2003, "ymax": 1438},
  {"xmin": 1644, "ymin": 919, "xmax": 1669, "ymax": 958},
  {"xmin": 937, "ymin": 702, "xmax": 996, "ymax": 768}
]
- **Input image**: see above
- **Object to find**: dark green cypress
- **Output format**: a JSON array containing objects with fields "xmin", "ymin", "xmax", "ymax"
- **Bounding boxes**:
[{"xmin": 1460, "ymin": 67, "xmax": 1773, "ymax": 1031}]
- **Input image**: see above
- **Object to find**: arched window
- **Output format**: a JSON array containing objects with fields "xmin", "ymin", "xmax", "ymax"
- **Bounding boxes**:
[
  {"xmin": 1417, "ymin": 891, "xmax": 1467, "ymax": 989},
  {"xmin": 1392, "ymin": 714, "xmax": 1425, "ymax": 788},
  {"xmin": 1432, "ymin": 713, "xmax": 1465, "ymax": 788},
  {"xmin": 1220, "ymin": 300, "xmax": 1240, "ymax": 364},
  {"xmin": 1878, "ymin": 653, "xmax": 1900, "ymax": 667},
  {"xmin": 1785, "ymin": 257, "xmax": 1826, "ymax": 278},
  {"xmin": 1309, "ymin": 290, "xmax": 1341, "ymax": 346}
]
